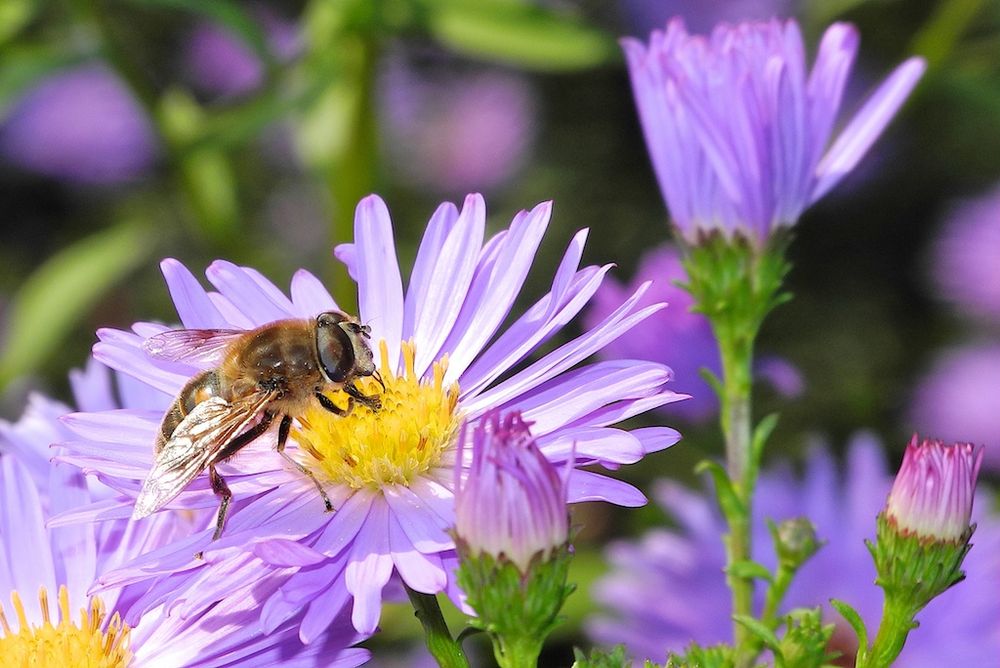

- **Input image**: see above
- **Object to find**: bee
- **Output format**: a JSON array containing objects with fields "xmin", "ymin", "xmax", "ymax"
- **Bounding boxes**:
[{"xmin": 133, "ymin": 311, "xmax": 383, "ymax": 543}]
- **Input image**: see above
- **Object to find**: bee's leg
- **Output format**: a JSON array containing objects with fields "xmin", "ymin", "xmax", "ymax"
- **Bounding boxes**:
[
  {"xmin": 275, "ymin": 414, "xmax": 333, "ymax": 512},
  {"xmin": 344, "ymin": 382, "xmax": 381, "ymax": 411},
  {"xmin": 194, "ymin": 413, "xmax": 276, "ymax": 558},
  {"xmin": 209, "ymin": 465, "xmax": 232, "ymax": 542},
  {"xmin": 215, "ymin": 411, "xmax": 275, "ymax": 462},
  {"xmin": 315, "ymin": 391, "xmax": 351, "ymax": 416}
]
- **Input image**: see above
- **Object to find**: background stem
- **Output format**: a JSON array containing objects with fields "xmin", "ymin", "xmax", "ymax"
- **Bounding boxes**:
[
  {"xmin": 719, "ymin": 332, "xmax": 755, "ymax": 663},
  {"xmin": 405, "ymin": 586, "xmax": 470, "ymax": 668}
]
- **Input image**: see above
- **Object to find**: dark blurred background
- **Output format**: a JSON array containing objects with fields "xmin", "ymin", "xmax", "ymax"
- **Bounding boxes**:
[{"xmin": 1, "ymin": 0, "xmax": 999, "ymax": 662}]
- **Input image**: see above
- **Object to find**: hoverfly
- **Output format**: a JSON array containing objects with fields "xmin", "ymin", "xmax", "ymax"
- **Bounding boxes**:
[{"xmin": 133, "ymin": 311, "xmax": 382, "ymax": 543}]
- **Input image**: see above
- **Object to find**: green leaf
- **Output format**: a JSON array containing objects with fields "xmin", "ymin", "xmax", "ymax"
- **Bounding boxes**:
[
  {"xmin": 733, "ymin": 614, "xmax": 781, "ymax": 652},
  {"xmin": 422, "ymin": 0, "xmax": 616, "ymax": 71},
  {"xmin": 0, "ymin": 0, "xmax": 40, "ymax": 46},
  {"xmin": 726, "ymin": 560, "xmax": 773, "ymax": 583},
  {"xmin": 699, "ymin": 367, "xmax": 724, "ymax": 401},
  {"xmin": 179, "ymin": 71, "xmax": 334, "ymax": 155},
  {"xmin": 0, "ymin": 221, "xmax": 154, "ymax": 388},
  {"xmin": 694, "ymin": 459, "xmax": 745, "ymax": 523},
  {"xmin": 0, "ymin": 45, "xmax": 90, "ymax": 120},
  {"xmin": 830, "ymin": 598, "xmax": 868, "ymax": 655},
  {"xmin": 125, "ymin": 0, "xmax": 274, "ymax": 68},
  {"xmin": 751, "ymin": 412, "xmax": 780, "ymax": 462}
]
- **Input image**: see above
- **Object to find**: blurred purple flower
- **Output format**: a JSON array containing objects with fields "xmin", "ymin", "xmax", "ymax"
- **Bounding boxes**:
[
  {"xmin": 378, "ymin": 57, "xmax": 537, "ymax": 193},
  {"xmin": 588, "ymin": 433, "xmax": 1000, "ymax": 665},
  {"xmin": 584, "ymin": 244, "xmax": 802, "ymax": 421},
  {"xmin": 584, "ymin": 244, "xmax": 718, "ymax": 420},
  {"xmin": 0, "ymin": 65, "xmax": 157, "ymax": 184},
  {"xmin": 0, "ymin": 361, "xmax": 368, "ymax": 666},
  {"xmin": 755, "ymin": 356, "xmax": 804, "ymax": 398},
  {"xmin": 621, "ymin": 0, "xmax": 794, "ymax": 35},
  {"xmin": 454, "ymin": 412, "xmax": 569, "ymax": 572},
  {"xmin": 622, "ymin": 19, "xmax": 925, "ymax": 244},
  {"xmin": 930, "ymin": 185, "xmax": 1000, "ymax": 322},
  {"xmin": 908, "ymin": 343, "xmax": 1000, "ymax": 471},
  {"xmin": 183, "ymin": 9, "xmax": 300, "ymax": 98},
  {"xmin": 58, "ymin": 193, "xmax": 684, "ymax": 638}
]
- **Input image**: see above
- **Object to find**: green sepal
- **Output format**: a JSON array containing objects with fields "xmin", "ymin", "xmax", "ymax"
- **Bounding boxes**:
[
  {"xmin": 571, "ymin": 644, "xmax": 633, "ymax": 668},
  {"xmin": 775, "ymin": 608, "xmax": 837, "ymax": 668},
  {"xmin": 870, "ymin": 512, "xmax": 973, "ymax": 611},
  {"xmin": 726, "ymin": 560, "xmax": 773, "ymax": 582},
  {"xmin": 680, "ymin": 231, "xmax": 793, "ymax": 350},
  {"xmin": 830, "ymin": 598, "xmax": 868, "ymax": 659},
  {"xmin": 665, "ymin": 642, "xmax": 736, "ymax": 668},
  {"xmin": 456, "ymin": 541, "xmax": 573, "ymax": 667}
]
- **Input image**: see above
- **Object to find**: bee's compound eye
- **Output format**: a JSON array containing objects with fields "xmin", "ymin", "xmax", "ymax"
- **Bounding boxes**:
[
  {"xmin": 316, "ymin": 321, "xmax": 355, "ymax": 383},
  {"xmin": 316, "ymin": 312, "xmax": 346, "ymax": 328}
]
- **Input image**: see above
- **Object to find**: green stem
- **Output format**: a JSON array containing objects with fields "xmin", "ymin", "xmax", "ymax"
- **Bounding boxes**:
[
  {"xmin": 685, "ymin": 234, "xmax": 791, "ymax": 667},
  {"xmin": 760, "ymin": 562, "xmax": 795, "ymax": 631},
  {"xmin": 325, "ymin": 30, "xmax": 377, "ymax": 313},
  {"xmin": 718, "ymin": 330, "xmax": 755, "ymax": 664},
  {"xmin": 405, "ymin": 586, "xmax": 470, "ymax": 668},
  {"xmin": 857, "ymin": 597, "xmax": 917, "ymax": 668},
  {"xmin": 299, "ymin": 0, "xmax": 380, "ymax": 312}
]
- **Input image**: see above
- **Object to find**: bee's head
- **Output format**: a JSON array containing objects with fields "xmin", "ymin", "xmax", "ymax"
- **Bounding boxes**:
[{"xmin": 315, "ymin": 311, "xmax": 376, "ymax": 383}]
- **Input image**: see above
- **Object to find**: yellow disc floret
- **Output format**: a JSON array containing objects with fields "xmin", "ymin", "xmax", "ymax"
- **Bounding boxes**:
[
  {"xmin": 297, "ymin": 340, "xmax": 461, "ymax": 489},
  {"xmin": 0, "ymin": 586, "xmax": 132, "ymax": 668}
]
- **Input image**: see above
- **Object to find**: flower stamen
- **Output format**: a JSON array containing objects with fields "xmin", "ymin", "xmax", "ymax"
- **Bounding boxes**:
[
  {"xmin": 0, "ymin": 585, "xmax": 132, "ymax": 667},
  {"xmin": 296, "ymin": 339, "xmax": 461, "ymax": 490}
]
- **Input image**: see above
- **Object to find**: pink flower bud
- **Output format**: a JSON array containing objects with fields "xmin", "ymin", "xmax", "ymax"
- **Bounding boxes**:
[
  {"xmin": 454, "ymin": 412, "xmax": 570, "ymax": 572},
  {"xmin": 885, "ymin": 436, "xmax": 983, "ymax": 542}
]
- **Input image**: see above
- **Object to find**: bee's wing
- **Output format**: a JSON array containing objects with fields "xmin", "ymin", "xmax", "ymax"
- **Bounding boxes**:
[
  {"xmin": 142, "ymin": 328, "xmax": 244, "ymax": 367},
  {"xmin": 132, "ymin": 391, "xmax": 275, "ymax": 519}
]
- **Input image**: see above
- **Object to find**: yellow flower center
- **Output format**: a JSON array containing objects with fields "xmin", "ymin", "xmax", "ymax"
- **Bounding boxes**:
[
  {"xmin": 0, "ymin": 586, "xmax": 132, "ymax": 668},
  {"xmin": 296, "ymin": 340, "xmax": 461, "ymax": 489}
]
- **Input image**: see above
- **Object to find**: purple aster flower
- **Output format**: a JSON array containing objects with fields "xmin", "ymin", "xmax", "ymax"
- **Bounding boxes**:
[
  {"xmin": 59, "ymin": 193, "xmax": 685, "ymax": 637},
  {"xmin": 454, "ymin": 411, "xmax": 569, "ymax": 572},
  {"xmin": 183, "ymin": 8, "xmax": 300, "ymax": 99},
  {"xmin": 378, "ymin": 57, "xmax": 537, "ymax": 193},
  {"xmin": 584, "ymin": 243, "xmax": 803, "ymax": 421},
  {"xmin": 0, "ymin": 362, "xmax": 369, "ymax": 666},
  {"xmin": 908, "ymin": 343, "xmax": 1000, "ymax": 471},
  {"xmin": 929, "ymin": 185, "xmax": 1000, "ymax": 322},
  {"xmin": 0, "ymin": 65, "xmax": 157, "ymax": 185},
  {"xmin": 885, "ymin": 437, "xmax": 982, "ymax": 543},
  {"xmin": 589, "ymin": 433, "xmax": 1000, "ymax": 665},
  {"xmin": 621, "ymin": 18, "xmax": 925, "ymax": 244}
]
